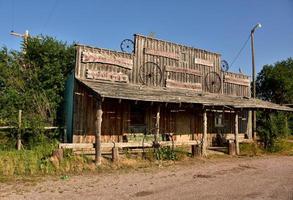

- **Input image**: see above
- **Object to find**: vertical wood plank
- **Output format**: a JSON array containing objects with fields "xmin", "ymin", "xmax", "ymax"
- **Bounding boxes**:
[
  {"xmin": 95, "ymin": 101, "xmax": 103, "ymax": 165},
  {"xmin": 235, "ymin": 111, "xmax": 240, "ymax": 155},
  {"xmin": 17, "ymin": 110, "xmax": 22, "ymax": 150},
  {"xmin": 202, "ymin": 109, "xmax": 208, "ymax": 156},
  {"xmin": 155, "ymin": 105, "xmax": 160, "ymax": 142}
]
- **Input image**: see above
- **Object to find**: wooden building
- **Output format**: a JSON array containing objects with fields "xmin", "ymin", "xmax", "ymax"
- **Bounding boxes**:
[{"xmin": 64, "ymin": 34, "xmax": 293, "ymax": 162}]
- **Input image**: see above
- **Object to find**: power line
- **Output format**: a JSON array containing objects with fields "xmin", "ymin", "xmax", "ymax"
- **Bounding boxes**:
[
  {"xmin": 11, "ymin": 0, "xmax": 15, "ymax": 31},
  {"xmin": 42, "ymin": 0, "xmax": 59, "ymax": 34},
  {"xmin": 229, "ymin": 34, "xmax": 251, "ymax": 69}
]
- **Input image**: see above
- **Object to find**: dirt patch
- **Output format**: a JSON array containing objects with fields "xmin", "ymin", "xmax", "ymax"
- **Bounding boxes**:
[{"xmin": 0, "ymin": 156, "xmax": 292, "ymax": 200}]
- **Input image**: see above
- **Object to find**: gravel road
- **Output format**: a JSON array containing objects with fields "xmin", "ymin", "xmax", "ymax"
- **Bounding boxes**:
[{"xmin": 1, "ymin": 156, "xmax": 292, "ymax": 200}]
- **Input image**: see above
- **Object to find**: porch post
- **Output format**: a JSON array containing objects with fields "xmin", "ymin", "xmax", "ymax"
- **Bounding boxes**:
[
  {"xmin": 202, "ymin": 109, "xmax": 208, "ymax": 156},
  {"xmin": 95, "ymin": 100, "xmax": 103, "ymax": 165},
  {"xmin": 235, "ymin": 111, "xmax": 240, "ymax": 155},
  {"xmin": 247, "ymin": 110, "xmax": 253, "ymax": 139},
  {"xmin": 155, "ymin": 104, "xmax": 160, "ymax": 143}
]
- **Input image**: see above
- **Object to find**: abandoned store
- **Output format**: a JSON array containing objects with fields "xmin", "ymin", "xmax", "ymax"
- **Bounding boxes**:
[{"xmin": 63, "ymin": 34, "xmax": 293, "ymax": 162}]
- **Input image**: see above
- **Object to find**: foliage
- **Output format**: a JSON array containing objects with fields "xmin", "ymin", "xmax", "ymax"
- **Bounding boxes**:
[
  {"xmin": 154, "ymin": 147, "xmax": 177, "ymax": 160},
  {"xmin": 0, "ymin": 36, "xmax": 75, "ymax": 148},
  {"xmin": 22, "ymin": 36, "xmax": 75, "ymax": 126},
  {"xmin": 0, "ymin": 133, "xmax": 96, "ymax": 176},
  {"xmin": 239, "ymin": 143, "xmax": 260, "ymax": 156},
  {"xmin": 257, "ymin": 111, "xmax": 289, "ymax": 151},
  {"xmin": 256, "ymin": 58, "xmax": 293, "ymax": 104},
  {"xmin": 0, "ymin": 36, "xmax": 74, "ymax": 128},
  {"xmin": 256, "ymin": 58, "xmax": 293, "ymax": 150}
]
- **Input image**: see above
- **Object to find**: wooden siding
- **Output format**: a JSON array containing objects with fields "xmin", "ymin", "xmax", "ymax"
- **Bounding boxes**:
[
  {"xmin": 223, "ymin": 72, "xmax": 250, "ymax": 97},
  {"xmin": 75, "ymin": 34, "xmax": 251, "ymax": 98},
  {"xmin": 75, "ymin": 45, "xmax": 133, "ymax": 81},
  {"xmin": 133, "ymin": 34, "xmax": 222, "ymax": 92},
  {"xmin": 73, "ymin": 82, "xmax": 248, "ymax": 145}
]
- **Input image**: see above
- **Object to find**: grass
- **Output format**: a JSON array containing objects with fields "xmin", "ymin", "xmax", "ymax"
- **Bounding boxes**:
[
  {"xmin": 0, "ymin": 143, "xmax": 192, "ymax": 179},
  {"xmin": 240, "ymin": 138, "xmax": 293, "ymax": 156},
  {"xmin": 0, "ymin": 142, "xmax": 94, "ymax": 176},
  {"xmin": 268, "ymin": 139, "xmax": 293, "ymax": 155},
  {"xmin": 1, "ymin": 136, "xmax": 292, "ymax": 181}
]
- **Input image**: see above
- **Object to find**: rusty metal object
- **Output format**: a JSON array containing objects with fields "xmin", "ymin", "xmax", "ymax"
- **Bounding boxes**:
[{"xmin": 139, "ymin": 62, "xmax": 162, "ymax": 86}]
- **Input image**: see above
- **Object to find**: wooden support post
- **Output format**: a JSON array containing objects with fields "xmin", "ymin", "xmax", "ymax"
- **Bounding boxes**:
[
  {"xmin": 17, "ymin": 110, "xmax": 22, "ymax": 150},
  {"xmin": 235, "ymin": 111, "xmax": 240, "ymax": 155},
  {"xmin": 155, "ymin": 105, "xmax": 160, "ymax": 142},
  {"xmin": 252, "ymin": 110, "xmax": 257, "ymax": 140},
  {"xmin": 247, "ymin": 110, "xmax": 252, "ymax": 139},
  {"xmin": 95, "ymin": 101, "xmax": 103, "ymax": 165},
  {"xmin": 191, "ymin": 145, "xmax": 201, "ymax": 157},
  {"xmin": 112, "ymin": 147, "xmax": 119, "ymax": 162},
  {"xmin": 201, "ymin": 109, "xmax": 208, "ymax": 156},
  {"xmin": 228, "ymin": 140, "xmax": 236, "ymax": 155}
]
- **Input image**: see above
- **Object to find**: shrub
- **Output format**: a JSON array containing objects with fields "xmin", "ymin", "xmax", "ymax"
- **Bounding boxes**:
[{"xmin": 257, "ymin": 111, "xmax": 289, "ymax": 151}]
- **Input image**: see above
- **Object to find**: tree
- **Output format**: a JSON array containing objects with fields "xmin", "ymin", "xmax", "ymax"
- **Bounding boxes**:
[
  {"xmin": 0, "ymin": 36, "xmax": 75, "ymax": 128},
  {"xmin": 22, "ymin": 36, "xmax": 75, "ymax": 126},
  {"xmin": 256, "ymin": 57, "xmax": 293, "ymax": 150},
  {"xmin": 256, "ymin": 58, "xmax": 293, "ymax": 104}
]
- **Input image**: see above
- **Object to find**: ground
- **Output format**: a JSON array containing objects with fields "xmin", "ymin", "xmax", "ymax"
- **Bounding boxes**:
[{"xmin": 0, "ymin": 156, "xmax": 292, "ymax": 200}]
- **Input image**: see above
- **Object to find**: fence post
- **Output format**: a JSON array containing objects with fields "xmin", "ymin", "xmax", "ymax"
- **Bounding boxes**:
[{"xmin": 17, "ymin": 110, "xmax": 22, "ymax": 150}]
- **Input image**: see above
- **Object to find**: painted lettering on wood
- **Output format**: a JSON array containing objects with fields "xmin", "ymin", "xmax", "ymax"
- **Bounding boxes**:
[
  {"xmin": 166, "ymin": 66, "xmax": 202, "ymax": 76},
  {"xmin": 86, "ymin": 69, "xmax": 129, "ymax": 83},
  {"xmin": 82, "ymin": 51, "xmax": 133, "ymax": 70},
  {"xmin": 166, "ymin": 79, "xmax": 202, "ymax": 91},
  {"xmin": 194, "ymin": 58, "xmax": 213, "ymax": 67},
  {"xmin": 224, "ymin": 75, "xmax": 250, "ymax": 86},
  {"xmin": 144, "ymin": 48, "xmax": 180, "ymax": 60}
]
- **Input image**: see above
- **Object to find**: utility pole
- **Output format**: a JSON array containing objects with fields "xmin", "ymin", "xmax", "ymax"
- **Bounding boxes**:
[
  {"xmin": 10, "ymin": 30, "xmax": 30, "ymax": 53},
  {"xmin": 10, "ymin": 30, "xmax": 29, "ymax": 43},
  {"xmin": 250, "ymin": 23, "xmax": 261, "ymax": 140},
  {"xmin": 11, "ymin": 31, "xmax": 28, "ymax": 149}
]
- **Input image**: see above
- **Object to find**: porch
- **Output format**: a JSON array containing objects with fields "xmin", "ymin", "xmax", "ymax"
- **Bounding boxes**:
[{"xmin": 61, "ymin": 79, "xmax": 293, "ymax": 162}]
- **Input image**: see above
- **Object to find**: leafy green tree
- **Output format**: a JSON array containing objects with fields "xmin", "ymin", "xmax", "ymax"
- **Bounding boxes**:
[
  {"xmin": 0, "ymin": 36, "xmax": 74, "ymax": 142},
  {"xmin": 256, "ymin": 58, "xmax": 293, "ymax": 104},
  {"xmin": 0, "ymin": 47, "xmax": 25, "ymax": 126},
  {"xmin": 256, "ymin": 57, "xmax": 293, "ymax": 149},
  {"xmin": 22, "ymin": 36, "xmax": 75, "ymax": 126}
]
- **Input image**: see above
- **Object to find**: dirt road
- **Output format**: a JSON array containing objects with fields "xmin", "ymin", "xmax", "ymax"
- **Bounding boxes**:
[{"xmin": 1, "ymin": 156, "xmax": 292, "ymax": 200}]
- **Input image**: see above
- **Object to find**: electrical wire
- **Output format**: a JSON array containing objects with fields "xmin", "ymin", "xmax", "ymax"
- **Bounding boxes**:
[
  {"xmin": 229, "ymin": 34, "xmax": 251, "ymax": 69},
  {"xmin": 11, "ymin": 0, "xmax": 15, "ymax": 31},
  {"xmin": 42, "ymin": 0, "xmax": 59, "ymax": 34}
]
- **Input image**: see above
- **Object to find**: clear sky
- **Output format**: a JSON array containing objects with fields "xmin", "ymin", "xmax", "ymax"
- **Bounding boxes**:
[{"xmin": 0, "ymin": 0, "xmax": 292, "ymax": 75}]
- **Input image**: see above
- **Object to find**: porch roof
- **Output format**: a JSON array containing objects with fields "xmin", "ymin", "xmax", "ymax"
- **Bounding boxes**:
[{"xmin": 78, "ymin": 79, "xmax": 293, "ymax": 111}]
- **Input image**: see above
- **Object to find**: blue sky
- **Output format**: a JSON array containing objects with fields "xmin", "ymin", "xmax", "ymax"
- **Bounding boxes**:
[{"xmin": 0, "ymin": 0, "xmax": 292, "ymax": 75}]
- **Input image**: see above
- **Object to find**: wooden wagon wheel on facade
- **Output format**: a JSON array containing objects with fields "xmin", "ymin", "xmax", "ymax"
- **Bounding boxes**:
[
  {"xmin": 221, "ymin": 60, "xmax": 229, "ymax": 72},
  {"xmin": 205, "ymin": 71, "xmax": 222, "ymax": 93},
  {"xmin": 120, "ymin": 39, "xmax": 134, "ymax": 53},
  {"xmin": 139, "ymin": 62, "xmax": 163, "ymax": 86}
]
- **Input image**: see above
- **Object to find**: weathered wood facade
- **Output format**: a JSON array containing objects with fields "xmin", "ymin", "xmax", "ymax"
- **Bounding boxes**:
[{"xmin": 65, "ymin": 34, "xmax": 293, "ymax": 158}]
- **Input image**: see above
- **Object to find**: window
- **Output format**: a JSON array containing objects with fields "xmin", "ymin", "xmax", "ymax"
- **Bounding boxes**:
[
  {"xmin": 129, "ymin": 104, "xmax": 146, "ymax": 134},
  {"xmin": 130, "ymin": 104, "xmax": 145, "ymax": 125},
  {"xmin": 214, "ymin": 113, "xmax": 224, "ymax": 128}
]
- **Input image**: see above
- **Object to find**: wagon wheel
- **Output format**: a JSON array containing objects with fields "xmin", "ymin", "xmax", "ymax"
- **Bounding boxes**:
[
  {"xmin": 139, "ymin": 62, "xmax": 162, "ymax": 86},
  {"xmin": 120, "ymin": 39, "xmax": 134, "ymax": 53},
  {"xmin": 205, "ymin": 71, "xmax": 221, "ymax": 93},
  {"xmin": 221, "ymin": 60, "xmax": 229, "ymax": 72}
]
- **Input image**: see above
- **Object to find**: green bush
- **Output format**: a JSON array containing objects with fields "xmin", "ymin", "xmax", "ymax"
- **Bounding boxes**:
[
  {"xmin": 257, "ymin": 111, "xmax": 289, "ymax": 151},
  {"xmin": 240, "ymin": 143, "xmax": 263, "ymax": 156}
]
